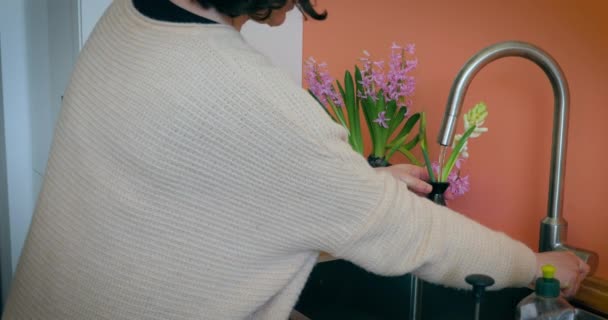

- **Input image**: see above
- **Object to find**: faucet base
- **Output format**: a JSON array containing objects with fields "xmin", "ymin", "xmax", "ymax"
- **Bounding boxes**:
[
  {"xmin": 539, "ymin": 216, "xmax": 568, "ymax": 252},
  {"xmin": 539, "ymin": 217, "xmax": 599, "ymax": 275}
]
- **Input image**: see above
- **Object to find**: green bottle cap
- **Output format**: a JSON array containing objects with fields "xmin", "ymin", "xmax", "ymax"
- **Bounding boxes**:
[
  {"xmin": 542, "ymin": 265, "xmax": 556, "ymax": 279},
  {"xmin": 535, "ymin": 264, "xmax": 560, "ymax": 298}
]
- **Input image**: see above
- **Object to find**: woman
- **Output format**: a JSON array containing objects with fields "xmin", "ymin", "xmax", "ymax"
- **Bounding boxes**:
[{"xmin": 2, "ymin": 0, "xmax": 588, "ymax": 319}]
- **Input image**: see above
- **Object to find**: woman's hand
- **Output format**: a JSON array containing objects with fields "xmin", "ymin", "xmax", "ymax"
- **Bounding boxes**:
[
  {"xmin": 533, "ymin": 251, "xmax": 590, "ymax": 297},
  {"xmin": 375, "ymin": 164, "xmax": 432, "ymax": 195}
]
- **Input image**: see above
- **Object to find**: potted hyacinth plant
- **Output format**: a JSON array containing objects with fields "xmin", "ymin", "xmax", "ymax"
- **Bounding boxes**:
[
  {"xmin": 306, "ymin": 43, "xmax": 488, "ymax": 201},
  {"xmin": 419, "ymin": 102, "xmax": 489, "ymax": 204},
  {"xmin": 305, "ymin": 43, "xmax": 420, "ymax": 168}
]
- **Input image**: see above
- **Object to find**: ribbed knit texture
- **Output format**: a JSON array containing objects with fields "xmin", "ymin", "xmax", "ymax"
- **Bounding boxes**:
[{"xmin": 2, "ymin": 0, "xmax": 537, "ymax": 319}]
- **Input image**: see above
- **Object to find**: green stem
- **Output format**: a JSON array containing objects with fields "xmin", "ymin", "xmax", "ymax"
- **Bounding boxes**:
[
  {"xmin": 419, "ymin": 112, "xmax": 436, "ymax": 182},
  {"xmin": 373, "ymin": 94, "xmax": 388, "ymax": 158},
  {"xmin": 308, "ymin": 90, "xmax": 338, "ymax": 123},
  {"xmin": 397, "ymin": 148, "xmax": 423, "ymax": 166},
  {"xmin": 440, "ymin": 125, "xmax": 477, "ymax": 181},
  {"xmin": 328, "ymin": 100, "xmax": 348, "ymax": 132},
  {"xmin": 421, "ymin": 146, "xmax": 436, "ymax": 182},
  {"xmin": 361, "ymin": 99, "xmax": 377, "ymax": 154}
]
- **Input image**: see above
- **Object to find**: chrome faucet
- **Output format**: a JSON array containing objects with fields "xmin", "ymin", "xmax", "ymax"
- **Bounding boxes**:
[{"xmin": 438, "ymin": 41, "xmax": 598, "ymax": 274}]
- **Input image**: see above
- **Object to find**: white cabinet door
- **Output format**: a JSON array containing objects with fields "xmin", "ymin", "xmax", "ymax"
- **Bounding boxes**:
[
  {"xmin": 242, "ymin": 10, "xmax": 304, "ymax": 84},
  {"xmin": 78, "ymin": 0, "xmax": 114, "ymax": 49}
]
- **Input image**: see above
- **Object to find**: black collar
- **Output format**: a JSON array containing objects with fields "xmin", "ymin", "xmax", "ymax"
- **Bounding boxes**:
[{"xmin": 133, "ymin": 0, "xmax": 218, "ymax": 24}]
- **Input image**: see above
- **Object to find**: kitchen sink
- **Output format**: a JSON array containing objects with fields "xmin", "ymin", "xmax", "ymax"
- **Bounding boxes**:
[
  {"xmin": 576, "ymin": 309, "xmax": 608, "ymax": 320},
  {"xmin": 295, "ymin": 259, "xmax": 607, "ymax": 320}
]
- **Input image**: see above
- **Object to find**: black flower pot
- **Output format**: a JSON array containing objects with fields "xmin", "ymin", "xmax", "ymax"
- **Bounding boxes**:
[
  {"xmin": 367, "ymin": 155, "xmax": 391, "ymax": 168},
  {"xmin": 427, "ymin": 182, "xmax": 450, "ymax": 206}
]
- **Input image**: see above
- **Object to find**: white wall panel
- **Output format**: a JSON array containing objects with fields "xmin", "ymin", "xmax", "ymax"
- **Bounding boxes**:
[{"xmin": 242, "ymin": 10, "xmax": 304, "ymax": 84}]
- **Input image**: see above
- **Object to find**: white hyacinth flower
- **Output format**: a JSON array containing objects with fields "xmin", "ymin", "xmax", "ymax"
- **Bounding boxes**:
[
  {"xmin": 453, "ymin": 134, "xmax": 470, "ymax": 159},
  {"xmin": 464, "ymin": 102, "xmax": 489, "ymax": 138}
]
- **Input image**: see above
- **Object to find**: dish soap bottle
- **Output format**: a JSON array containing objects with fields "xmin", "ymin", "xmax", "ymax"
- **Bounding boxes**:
[{"xmin": 515, "ymin": 264, "xmax": 575, "ymax": 320}]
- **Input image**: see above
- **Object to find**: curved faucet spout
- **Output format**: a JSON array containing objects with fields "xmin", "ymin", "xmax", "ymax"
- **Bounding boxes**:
[
  {"xmin": 438, "ymin": 41, "xmax": 597, "ymax": 273},
  {"xmin": 439, "ymin": 41, "xmax": 568, "ymax": 224}
]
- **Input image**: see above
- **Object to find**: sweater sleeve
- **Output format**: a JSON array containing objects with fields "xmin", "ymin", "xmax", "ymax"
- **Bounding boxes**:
[
  {"xmin": 206, "ymin": 39, "xmax": 538, "ymax": 290},
  {"xmin": 309, "ymin": 126, "xmax": 537, "ymax": 289},
  {"xmin": 332, "ymin": 165, "xmax": 538, "ymax": 289}
]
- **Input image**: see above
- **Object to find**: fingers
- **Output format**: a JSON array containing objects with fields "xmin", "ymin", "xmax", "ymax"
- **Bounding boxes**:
[
  {"xmin": 443, "ymin": 189, "xmax": 455, "ymax": 200},
  {"xmin": 572, "ymin": 272, "xmax": 583, "ymax": 296},
  {"xmin": 563, "ymin": 271, "xmax": 583, "ymax": 298},
  {"xmin": 403, "ymin": 164, "xmax": 430, "ymax": 181},
  {"xmin": 566, "ymin": 259, "xmax": 589, "ymax": 297},
  {"xmin": 579, "ymin": 259, "xmax": 591, "ymax": 275},
  {"xmin": 374, "ymin": 165, "xmax": 433, "ymax": 194},
  {"xmin": 401, "ymin": 175, "xmax": 432, "ymax": 194},
  {"xmin": 561, "ymin": 274, "xmax": 577, "ymax": 298},
  {"xmin": 393, "ymin": 165, "xmax": 432, "ymax": 194}
]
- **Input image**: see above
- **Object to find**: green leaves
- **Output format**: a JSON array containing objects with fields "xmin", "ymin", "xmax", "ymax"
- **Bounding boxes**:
[
  {"xmin": 310, "ymin": 64, "xmax": 423, "ymax": 165},
  {"xmin": 340, "ymin": 70, "xmax": 363, "ymax": 155},
  {"xmin": 440, "ymin": 124, "xmax": 476, "ymax": 182},
  {"xmin": 419, "ymin": 112, "xmax": 437, "ymax": 182},
  {"xmin": 308, "ymin": 89, "xmax": 336, "ymax": 122},
  {"xmin": 387, "ymin": 104, "xmax": 407, "ymax": 136},
  {"xmin": 386, "ymin": 112, "xmax": 420, "ymax": 160},
  {"xmin": 359, "ymin": 91, "xmax": 422, "ymax": 160}
]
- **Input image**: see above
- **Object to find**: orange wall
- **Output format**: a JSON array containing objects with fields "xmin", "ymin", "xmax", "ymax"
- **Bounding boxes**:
[{"xmin": 303, "ymin": 0, "xmax": 608, "ymax": 278}]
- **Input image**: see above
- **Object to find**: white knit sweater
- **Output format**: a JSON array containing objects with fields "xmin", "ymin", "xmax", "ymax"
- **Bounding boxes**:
[{"xmin": 3, "ymin": 0, "xmax": 536, "ymax": 319}]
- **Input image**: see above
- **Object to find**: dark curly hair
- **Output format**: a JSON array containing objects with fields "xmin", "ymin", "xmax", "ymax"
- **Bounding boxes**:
[{"xmin": 194, "ymin": 0, "xmax": 327, "ymax": 21}]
